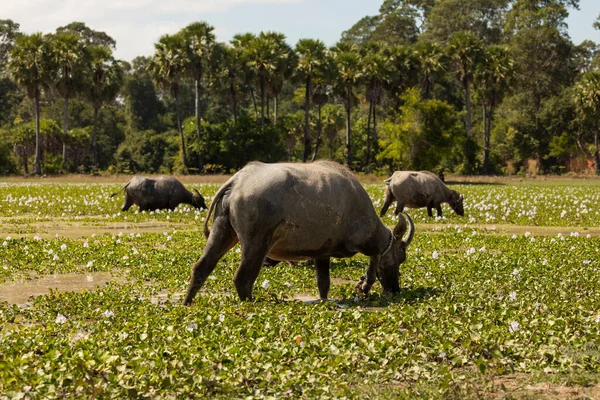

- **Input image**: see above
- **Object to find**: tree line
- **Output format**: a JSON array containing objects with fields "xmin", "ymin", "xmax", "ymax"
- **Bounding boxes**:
[{"xmin": 1, "ymin": 0, "xmax": 600, "ymax": 176}]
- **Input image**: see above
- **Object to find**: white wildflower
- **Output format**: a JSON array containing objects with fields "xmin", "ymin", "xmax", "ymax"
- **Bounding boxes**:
[
  {"xmin": 509, "ymin": 291, "xmax": 517, "ymax": 301},
  {"xmin": 186, "ymin": 323, "xmax": 197, "ymax": 331},
  {"xmin": 432, "ymin": 250, "xmax": 439, "ymax": 259},
  {"xmin": 466, "ymin": 247, "xmax": 476, "ymax": 256},
  {"xmin": 55, "ymin": 314, "xmax": 67, "ymax": 324},
  {"xmin": 60, "ymin": 244, "xmax": 67, "ymax": 251},
  {"xmin": 83, "ymin": 241, "xmax": 89, "ymax": 248},
  {"xmin": 512, "ymin": 269, "xmax": 520, "ymax": 276},
  {"xmin": 219, "ymin": 314, "xmax": 225, "ymax": 322},
  {"xmin": 103, "ymin": 310, "xmax": 115, "ymax": 318},
  {"xmin": 511, "ymin": 234, "xmax": 517, "ymax": 239},
  {"xmin": 509, "ymin": 321, "xmax": 520, "ymax": 333},
  {"xmin": 261, "ymin": 279, "xmax": 270, "ymax": 290},
  {"xmin": 524, "ymin": 231, "xmax": 531, "ymax": 237}
]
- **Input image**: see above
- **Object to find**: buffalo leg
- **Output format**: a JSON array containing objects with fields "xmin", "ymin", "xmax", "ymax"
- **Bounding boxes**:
[
  {"xmin": 184, "ymin": 217, "xmax": 238, "ymax": 305},
  {"xmin": 427, "ymin": 202, "xmax": 434, "ymax": 217},
  {"xmin": 358, "ymin": 256, "xmax": 379, "ymax": 294},
  {"xmin": 436, "ymin": 204, "xmax": 443, "ymax": 217},
  {"xmin": 315, "ymin": 258, "xmax": 330, "ymax": 300},
  {"xmin": 121, "ymin": 194, "xmax": 134, "ymax": 212},
  {"xmin": 394, "ymin": 202, "xmax": 405, "ymax": 215},
  {"xmin": 233, "ymin": 241, "xmax": 270, "ymax": 301},
  {"xmin": 379, "ymin": 191, "xmax": 395, "ymax": 217}
]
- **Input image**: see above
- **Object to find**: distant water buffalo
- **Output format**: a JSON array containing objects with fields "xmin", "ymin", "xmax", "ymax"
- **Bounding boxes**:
[
  {"xmin": 111, "ymin": 176, "xmax": 207, "ymax": 212},
  {"xmin": 184, "ymin": 161, "xmax": 414, "ymax": 305},
  {"xmin": 380, "ymin": 170, "xmax": 464, "ymax": 218}
]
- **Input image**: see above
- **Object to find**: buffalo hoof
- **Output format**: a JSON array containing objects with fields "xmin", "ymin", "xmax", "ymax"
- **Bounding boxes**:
[{"xmin": 355, "ymin": 275, "xmax": 372, "ymax": 294}]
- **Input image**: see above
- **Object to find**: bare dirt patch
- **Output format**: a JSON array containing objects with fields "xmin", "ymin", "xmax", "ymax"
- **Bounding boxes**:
[
  {"xmin": 420, "ymin": 223, "xmax": 600, "ymax": 237},
  {"xmin": 0, "ymin": 272, "xmax": 125, "ymax": 304},
  {"xmin": 0, "ymin": 219, "xmax": 194, "ymax": 239},
  {"xmin": 488, "ymin": 373, "xmax": 600, "ymax": 399},
  {"xmin": 0, "ymin": 174, "xmax": 231, "ymax": 184}
]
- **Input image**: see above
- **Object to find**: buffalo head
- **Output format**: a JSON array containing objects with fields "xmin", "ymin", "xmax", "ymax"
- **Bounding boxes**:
[
  {"xmin": 377, "ymin": 212, "xmax": 414, "ymax": 293},
  {"xmin": 449, "ymin": 191, "xmax": 464, "ymax": 216},
  {"xmin": 192, "ymin": 189, "xmax": 207, "ymax": 210}
]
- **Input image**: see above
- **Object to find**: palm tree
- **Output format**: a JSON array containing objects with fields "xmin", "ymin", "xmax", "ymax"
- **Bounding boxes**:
[
  {"xmin": 148, "ymin": 34, "xmax": 188, "ymax": 169},
  {"xmin": 331, "ymin": 42, "xmax": 362, "ymax": 167},
  {"xmin": 414, "ymin": 40, "xmax": 444, "ymax": 99},
  {"xmin": 84, "ymin": 45, "xmax": 123, "ymax": 172},
  {"xmin": 213, "ymin": 43, "xmax": 245, "ymax": 125},
  {"xmin": 181, "ymin": 21, "xmax": 215, "ymax": 172},
  {"xmin": 295, "ymin": 38, "xmax": 328, "ymax": 162},
  {"xmin": 475, "ymin": 45, "xmax": 513, "ymax": 173},
  {"xmin": 51, "ymin": 32, "xmax": 84, "ymax": 170},
  {"xmin": 311, "ymin": 82, "xmax": 330, "ymax": 162},
  {"xmin": 322, "ymin": 104, "xmax": 345, "ymax": 160},
  {"xmin": 231, "ymin": 33, "xmax": 258, "ymax": 119},
  {"xmin": 245, "ymin": 33, "xmax": 277, "ymax": 126},
  {"xmin": 7, "ymin": 33, "xmax": 55, "ymax": 175},
  {"xmin": 361, "ymin": 42, "xmax": 390, "ymax": 168},
  {"xmin": 388, "ymin": 44, "xmax": 419, "ymax": 108},
  {"xmin": 574, "ymin": 71, "xmax": 600, "ymax": 175},
  {"xmin": 263, "ymin": 32, "xmax": 295, "ymax": 124},
  {"xmin": 448, "ymin": 31, "xmax": 484, "ymax": 138}
]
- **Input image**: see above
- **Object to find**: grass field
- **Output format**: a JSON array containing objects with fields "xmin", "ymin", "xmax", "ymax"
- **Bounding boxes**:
[{"xmin": 1, "ymin": 176, "xmax": 600, "ymax": 398}]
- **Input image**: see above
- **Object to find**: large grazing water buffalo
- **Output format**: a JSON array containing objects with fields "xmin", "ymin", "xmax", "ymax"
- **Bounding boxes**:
[
  {"xmin": 184, "ymin": 161, "xmax": 414, "ymax": 305},
  {"xmin": 111, "ymin": 176, "xmax": 207, "ymax": 212},
  {"xmin": 380, "ymin": 170, "xmax": 464, "ymax": 218}
]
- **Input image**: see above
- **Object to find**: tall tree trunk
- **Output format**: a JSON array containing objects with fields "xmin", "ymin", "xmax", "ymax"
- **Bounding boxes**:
[
  {"xmin": 249, "ymin": 87, "xmax": 258, "ymax": 119},
  {"xmin": 482, "ymin": 103, "xmax": 489, "ymax": 174},
  {"xmin": 62, "ymin": 94, "xmax": 69, "ymax": 170},
  {"xmin": 195, "ymin": 75, "xmax": 204, "ymax": 172},
  {"xmin": 92, "ymin": 106, "xmax": 99, "ymax": 173},
  {"xmin": 22, "ymin": 154, "xmax": 29, "ymax": 175},
  {"xmin": 230, "ymin": 83, "xmax": 238, "ymax": 125},
  {"xmin": 92, "ymin": 106, "xmax": 99, "ymax": 174},
  {"xmin": 274, "ymin": 93, "xmax": 279, "ymax": 124},
  {"xmin": 345, "ymin": 88, "xmax": 352, "ymax": 168},
  {"xmin": 311, "ymin": 103, "xmax": 322, "ymax": 162},
  {"xmin": 366, "ymin": 99, "xmax": 373, "ymax": 169},
  {"xmin": 34, "ymin": 93, "xmax": 42, "ymax": 175},
  {"xmin": 259, "ymin": 75, "xmax": 265, "ymax": 126},
  {"xmin": 464, "ymin": 77, "xmax": 472, "ymax": 137},
  {"xmin": 373, "ymin": 102, "xmax": 378, "ymax": 143},
  {"xmin": 303, "ymin": 76, "xmax": 311, "ymax": 162},
  {"xmin": 175, "ymin": 95, "xmax": 187, "ymax": 170},
  {"xmin": 595, "ymin": 127, "xmax": 600, "ymax": 176},
  {"xmin": 266, "ymin": 95, "xmax": 270, "ymax": 121}
]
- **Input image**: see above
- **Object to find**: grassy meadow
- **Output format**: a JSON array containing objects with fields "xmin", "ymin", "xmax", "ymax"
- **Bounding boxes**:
[{"xmin": 1, "ymin": 176, "xmax": 600, "ymax": 398}]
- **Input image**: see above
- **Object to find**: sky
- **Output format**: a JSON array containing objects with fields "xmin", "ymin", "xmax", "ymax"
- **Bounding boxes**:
[{"xmin": 3, "ymin": 0, "xmax": 600, "ymax": 62}]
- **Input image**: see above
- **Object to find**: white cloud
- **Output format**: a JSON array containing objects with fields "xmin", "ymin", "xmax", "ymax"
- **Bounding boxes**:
[{"xmin": 5, "ymin": 0, "xmax": 301, "ymax": 60}]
